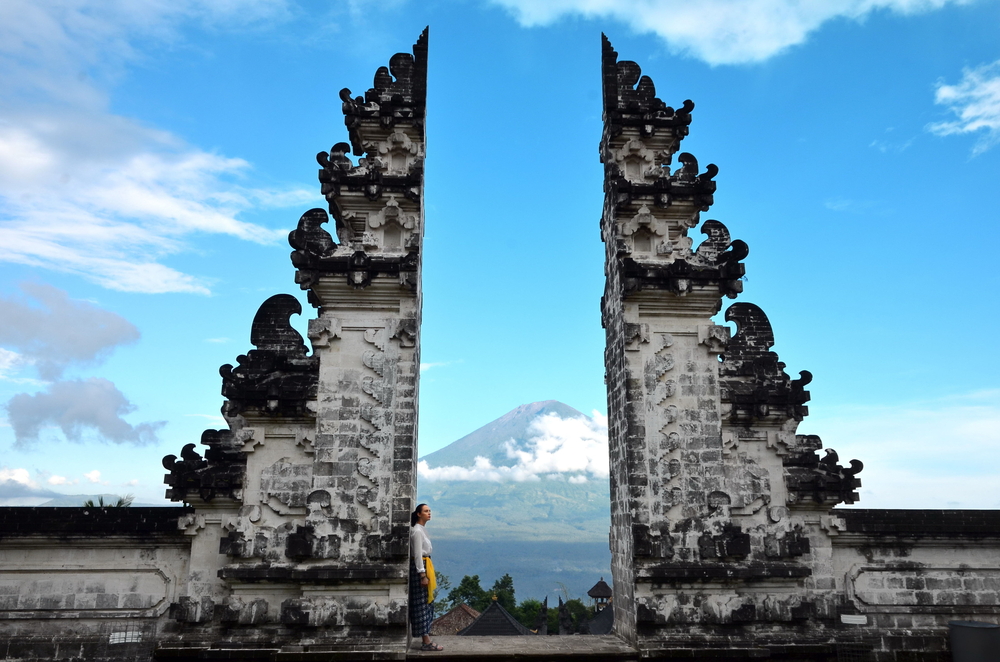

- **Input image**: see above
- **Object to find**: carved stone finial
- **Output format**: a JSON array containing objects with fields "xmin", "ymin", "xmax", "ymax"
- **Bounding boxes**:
[
  {"xmin": 602, "ymin": 33, "xmax": 694, "ymax": 136},
  {"xmin": 719, "ymin": 302, "xmax": 810, "ymax": 423},
  {"xmin": 220, "ymin": 295, "xmax": 319, "ymax": 419},
  {"xmin": 340, "ymin": 28, "xmax": 428, "ymax": 156},
  {"xmin": 250, "ymin": 295, "xmax": 308, "ymax": 355},
  {"xmin": 289, "ymin": 208, "xmax": 336, "ymax": 258}
]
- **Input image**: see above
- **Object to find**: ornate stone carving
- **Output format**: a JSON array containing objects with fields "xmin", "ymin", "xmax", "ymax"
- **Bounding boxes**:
[
  {"xmin": 719, "ymin": 302, "xmax": 811, "ymax": 423},
  {"xmin": 220, "ymin": 294, "xmax": 318, "ymax": 419}
]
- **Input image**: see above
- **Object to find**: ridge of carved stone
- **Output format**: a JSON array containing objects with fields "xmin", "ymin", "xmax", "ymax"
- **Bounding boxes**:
[
  {"xmin": 339, "ymin": 28, "xmax": 428, "ymax": 156},
  {"xmin": 601, "ymin": 33, "xmax": 694, "ymax": 133},
  {"xmin": 219, "ymin": 294, "xmax": 319, "ymax": 418}
]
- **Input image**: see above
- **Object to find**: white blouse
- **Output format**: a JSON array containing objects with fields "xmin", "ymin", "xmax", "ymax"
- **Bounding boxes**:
[{"xmin": 410, "ymin": 523, "xmax": 432, "ymax": 573}]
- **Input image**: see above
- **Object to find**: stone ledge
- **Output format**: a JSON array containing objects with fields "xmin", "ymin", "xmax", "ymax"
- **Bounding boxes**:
[
  {"xmin": 834, "ymin": 509, "xmax": 1000, "ymax": 536},
  {"xmin": 218, "ymin": 565, "xmax": 407, "ymax": 583},
  {"xmin": 0, "ymin": 506, "xmax": 193, "ymax": 537},
  {"xmin": 636, "ymin": 563, "xmax": 812, "ymax": 582}
]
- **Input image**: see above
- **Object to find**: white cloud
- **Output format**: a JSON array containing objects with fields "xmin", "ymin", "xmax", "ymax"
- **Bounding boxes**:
[
  {"xmin": 802, "ymin": 390, "xmax": 1000, "ymax": 508},
  {"xmin": 0, "ymin": 466, "xmax": 60, "ymax": 503},
  {"xmin": 84, "ymin": 470, "xmax": 104, "ymax": 484},
  {"xmin": 0, "ymin": 0, "xmax": 311, "ymax": 294},
  {"xmin": 47, "ymin": 474, "xmax": 77, "ymax": 485},
  {"xmin": 420, "ymin": 360, "xmax": 462, "ymax": 373},
  {"xmin": 0, "ymin": 467, "xmax": 36, "ymax": 488},
  {"xmin": 928, "ymin": 59, "xmax": 1000, "ymax": 155},
  {"xmin": 490, "ymin": 0, "xmax": 968, "ymax": 65},
  {"xmin": 5, "ymin": 377, "xmax": 165, "ymax": 446},
  {"xmin": 0, "ymin": 283, "xmax": 139, "ymax": 379},
  {"xmin": 869, "ymin": 135, "xmax": 914, "ymax": 154},
  {"xmin": 419, "ymin": 410, "xmax": 609, "ymax": 482},
  {"xmin": 0, "ymin": 347, "xmax": 29, "ymax": 381}
]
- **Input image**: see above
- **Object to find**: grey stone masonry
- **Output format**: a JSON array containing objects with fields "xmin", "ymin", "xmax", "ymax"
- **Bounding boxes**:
[
  {"xmin": 155, "ymin": 29, "xmax": 428, "ymax": 657},
  {"xmin": 600, "ymin": 34, "xmax": 1000, "ymax": 662},
  {"xmin": 2, "ymin": 31, "xmax": 1000, "ymax": 662}
]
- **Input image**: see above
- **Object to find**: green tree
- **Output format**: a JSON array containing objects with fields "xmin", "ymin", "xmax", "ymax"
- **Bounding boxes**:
[
  {"xmin": 564, "ymin": 598, "xmax": 593, "ymax": 631},
  {"xmin": 488, "ymin": 573, "xmax": 516, "ymax": 613},
  {"xmin": 547, "ymin": 598, "xmax": 594, "ymax": 634},
  {"xmin": 444, "ymin": 574, "xmax": 489, "ymax": 613},
  {"xmin": 433, "ymin": 572, "xmax": 451, "ymax": 604},
  {"xmin": 82, "ymin": 494, "xmax": 134, "ymax": 508},
  {"xmin": 513, "ymin": 598, "xmax": 544, "ymax": 630}
]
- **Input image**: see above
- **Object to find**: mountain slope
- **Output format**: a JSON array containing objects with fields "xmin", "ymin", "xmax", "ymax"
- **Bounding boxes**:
[
  {"xmin": 419, "ymin": 477, "xmax": 609, "ymax": 543},
  {"xmin": 420, "ymin": 400, "xmax": 585, "ymax": 469},
  {"xmin": 415, "ymin": 400, "xmax": 611, "ymax": 601}
]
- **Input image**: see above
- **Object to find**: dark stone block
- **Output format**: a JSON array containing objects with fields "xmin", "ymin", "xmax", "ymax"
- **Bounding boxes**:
[
  {"xmin": 280, "ymin": 599, "xmax": 309, "ymax": 626},
  {"xmin": 0, "ymin": 506, "xmax": 192, "ymax": 536}
]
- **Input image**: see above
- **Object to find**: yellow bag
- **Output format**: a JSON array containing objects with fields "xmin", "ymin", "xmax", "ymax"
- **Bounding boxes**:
[{"xmin": 423, "ymin": 556, "xmax": 436, "ymax": 604}]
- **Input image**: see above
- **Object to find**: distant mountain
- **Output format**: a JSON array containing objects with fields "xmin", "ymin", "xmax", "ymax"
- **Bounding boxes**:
[
  {"xmin": 419, "ymin": 478, "xmax": 610, "ymax": 543},
  {"xmin": 35, "ymin": 494, "xmax": 173, "ymax": 507},
  {"xmin": 416, "ymin": 401, "xmax": 611, "ymax": 602},
  {"xmin": 420, "ymin": 400, "xmax": 586, "ymax": 469}
]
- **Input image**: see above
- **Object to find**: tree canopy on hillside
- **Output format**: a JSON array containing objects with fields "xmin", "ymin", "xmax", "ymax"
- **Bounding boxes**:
[{"xmin": 438, "ymin": 573, "xmax": 595, "ymax": 633}]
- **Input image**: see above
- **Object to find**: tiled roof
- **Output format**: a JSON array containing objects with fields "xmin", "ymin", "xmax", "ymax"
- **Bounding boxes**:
[
  {"xmin": 458, "ymin": 601, "xmax": 534, "ymax": 636},
  {"xmin": 588, "ymin": 577, "xmax": 613, "ymax": 598},
  {"xmin": 588, "ymin": 603, "xmax": 614, "ymax": 635},
  {"xmin": 430, "ymin": 603, "xmax": 481, "ymax": 636}
]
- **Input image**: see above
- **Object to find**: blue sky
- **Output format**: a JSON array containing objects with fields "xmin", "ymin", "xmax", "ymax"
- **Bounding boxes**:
[{"xmin": 0, "ymin": 0, "xmax": 998, "ymax": 508}]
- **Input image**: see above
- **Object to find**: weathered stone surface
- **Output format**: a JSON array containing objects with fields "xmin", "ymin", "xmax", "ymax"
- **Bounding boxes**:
[
  {"xmin": 599, "ymin": 34, "xmax": 1000, "ymax": 661},
  {"xmin": 2, "ymin": 31, "xmax": 999, "ymax": 662}
]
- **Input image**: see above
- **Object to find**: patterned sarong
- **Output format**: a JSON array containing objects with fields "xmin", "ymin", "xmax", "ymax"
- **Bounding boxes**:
[{"xmin": 408, "ymin": 560, "xmax": 434, "ymax": 636}]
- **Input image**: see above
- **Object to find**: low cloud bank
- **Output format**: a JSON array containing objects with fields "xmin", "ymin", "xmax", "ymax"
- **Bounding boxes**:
[
  {"xmin": 0, "ymin": 466, "xmax": 59, "ymax": 501},
  {"xmin": 419, "ymin": 410, "xmax": 609, "ymax": 483},
  {"xmin": 802, "ymin": 390, "xmax": 1000, "ymax": 509}
]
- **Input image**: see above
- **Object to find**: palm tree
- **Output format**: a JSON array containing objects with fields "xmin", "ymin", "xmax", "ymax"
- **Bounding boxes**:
[{"xmin": 82, "ymin": 494, "xmax": 134, "ymax": 508}]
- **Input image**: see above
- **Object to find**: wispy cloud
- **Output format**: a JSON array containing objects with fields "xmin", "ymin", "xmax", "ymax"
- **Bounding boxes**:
[
  {"xmin": 803, "ymin": 390, "xmax": 1000, "ymax": 508},
  {"xmin": 489, "ymin": 0, "xmax": 970, "ymax": 65},
  {"xmin": 928, "ymin": 59, "xmax": 1000, "ymax": 155},
  {"xmin": 47, "ymin": 474, "xmax": 77, "ymax": 486},
  {"xmin": 5, "ymin": 377, "xmax": 165, "ymax": 447},
  {"xmin": 420, "ymin": 360, "xmax": 461, "ymax": 373},
  {"xmin": 185, "ymin": 413, "xmax": 227, "ymax": 424},
  {"xmin": 0, "ymin": 283, "xmax": 138, "ymax": 379},
  {"xmin": 419, "ymin": 411, "xmax": 609, "ymax": 483},
  {"xmin": 869, "ymin": 129, "xmax": 915, "ymax": 154},
  {"xmin": 823, "ymin": 198, "xmax": 892, "ymax": 215},
  {"xmin": 0, "ymin": 0, "xmax": 311, "ymax": 294},
  {"xmin": 0, "ymin": 347, "xmax": 35, "ymax": 383}
]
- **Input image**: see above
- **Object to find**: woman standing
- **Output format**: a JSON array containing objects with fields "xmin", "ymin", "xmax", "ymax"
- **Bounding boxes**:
[{"xmin": 409, "ymin": 503, "xmax": 443, "ymax": 651}]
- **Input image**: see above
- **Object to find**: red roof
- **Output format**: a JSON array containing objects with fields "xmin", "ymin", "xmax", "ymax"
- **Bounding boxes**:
[{"xmin": 430, "ymin": 603, "xmax": 481, "ymax": 636}]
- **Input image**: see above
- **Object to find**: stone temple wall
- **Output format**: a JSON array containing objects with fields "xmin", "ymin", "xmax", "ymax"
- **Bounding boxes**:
[
  {"xmin": 599, "ymin": 34, "xmax": 1000, "ymax": 661},
  {"xmin": 1, "ymin": 31, "xmax": 999, "ymax": 662},
  {"xmin": 0, "ymin": 31, "xmax": 427, "ymax": 661}
]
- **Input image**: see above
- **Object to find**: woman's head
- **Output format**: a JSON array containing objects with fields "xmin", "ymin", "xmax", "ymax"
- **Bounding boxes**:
[{"xmin": 410, "ymin": 503, "xmax": 431, "ymax": 527}]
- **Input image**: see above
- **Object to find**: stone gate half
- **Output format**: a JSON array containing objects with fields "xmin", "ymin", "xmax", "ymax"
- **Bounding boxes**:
[{"xmin": 599, "ymin": 34, "xmax": 1000, "ymax": 659}]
